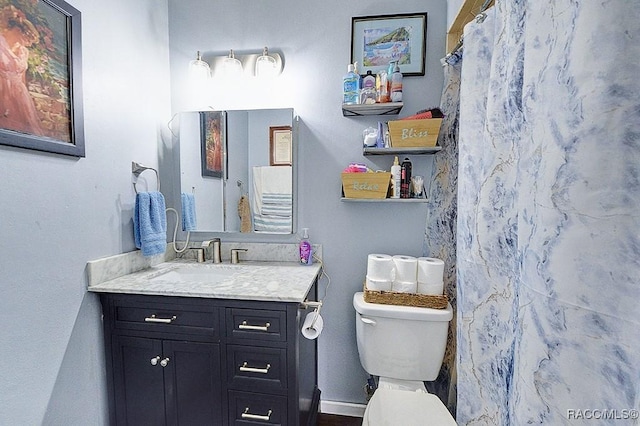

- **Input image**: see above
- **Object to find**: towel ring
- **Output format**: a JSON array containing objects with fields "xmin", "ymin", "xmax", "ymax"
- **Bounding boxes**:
[{"xmin": 132, "ymin": 161, "xmax": 160, "ymax": 193}]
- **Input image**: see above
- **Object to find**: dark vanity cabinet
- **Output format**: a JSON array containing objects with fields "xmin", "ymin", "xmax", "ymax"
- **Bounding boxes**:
[{"xmin": 100, "ymin": 290, "xmax": 319, "ymax": 426}]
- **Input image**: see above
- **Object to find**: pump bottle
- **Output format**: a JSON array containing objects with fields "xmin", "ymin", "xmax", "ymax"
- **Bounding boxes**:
[{"xmin": 299, "ymin": 228, "xmax": 313, "ymax": 265}]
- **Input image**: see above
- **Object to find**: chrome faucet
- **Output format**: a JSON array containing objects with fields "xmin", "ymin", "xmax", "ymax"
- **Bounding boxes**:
[
  {"xmin": 201, "ymin": 238, "xmax": 221, "ymax": 263},
  {"xmin": 230, "ymin": 248, "xmax": 248, "ymax": 264}
]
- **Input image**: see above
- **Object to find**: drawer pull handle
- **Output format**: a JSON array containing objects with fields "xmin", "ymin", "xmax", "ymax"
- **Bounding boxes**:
[
  {"xmin": 238, "ymin": 321, "xmax": 271, "ymax": 331},
  {"xmin": 242, "ymin": 408, "xmax": 272, "ymax": 421},
  {"xmin": 144, "ymin": 314, "xmax": 177, "ymax": 324},
  {"xmin": 240, "ymin": 362, "xmax": 271, "ymax": 374}
]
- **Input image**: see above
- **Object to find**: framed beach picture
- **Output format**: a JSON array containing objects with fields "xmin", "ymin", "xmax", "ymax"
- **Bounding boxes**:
[
  {"xmin": 200, "ymin": 111, "xmax": 226, "ymax": 178},
  {"xmin": 0, "ymin": 0, "xmax": 85, "ymax": 157},
  {"xmin": 351, "ymin": 12, "xmax": 427, "ymax": 76},
  {"xmin": 269, "ymin": 126, "xmax": 292, "ymax": 166}
]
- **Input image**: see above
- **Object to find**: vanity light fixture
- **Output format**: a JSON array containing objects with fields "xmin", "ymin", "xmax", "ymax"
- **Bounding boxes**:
[
  {"xmin": 188, "ymin": 51, "xmax": 211, "ymax": 81},
  {"xmin": 197, "ymin": 48, "xmax": 284, "ymax": 80}
]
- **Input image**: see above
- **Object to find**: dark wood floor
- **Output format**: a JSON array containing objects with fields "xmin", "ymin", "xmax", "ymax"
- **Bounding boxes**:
[{"xmin": 317, "ymin": 413, "xmax": 363, "ymax": 426}]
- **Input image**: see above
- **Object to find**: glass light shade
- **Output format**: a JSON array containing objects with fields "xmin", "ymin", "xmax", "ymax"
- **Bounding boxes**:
[
  {"xmin": 222, "ymin": 49, "xmax": 243, "ymax": 78},
  {"xmin": 255, "ymin": 47, "xmax": 278, "ymax": 78},
  {"xmin": 188, "ymin": 51, "xmax": 210, "ymax": 81}
]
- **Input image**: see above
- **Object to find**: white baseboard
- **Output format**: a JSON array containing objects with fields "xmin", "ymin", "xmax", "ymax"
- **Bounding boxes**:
[{"xmin": 320, "ymin": 400, "xmax": 367, "ymax": 418}]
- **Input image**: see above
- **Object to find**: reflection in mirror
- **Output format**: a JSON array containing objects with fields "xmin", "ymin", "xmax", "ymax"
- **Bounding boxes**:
[{"xmin": 178, "ymin": 108, "xmax": 295, "ymax": 234}]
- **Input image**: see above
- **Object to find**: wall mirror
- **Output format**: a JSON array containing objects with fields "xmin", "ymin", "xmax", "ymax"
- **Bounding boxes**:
[{"xmin": 178, "ymin": 108, "xmax": 296, "ymax": 234}]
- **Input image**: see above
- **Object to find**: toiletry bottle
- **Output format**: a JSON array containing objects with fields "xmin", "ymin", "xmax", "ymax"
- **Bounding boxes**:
[
  {"xmin": 391, "ymin": 156, "xmax": 401, "ymax": 198},
  {"xmin": 376, "ymin": 70, "xmax": 389, "ymax": 103},
  {"xmin": 390, "ymin": 62, "xmax": 403, "ymax": 102},
  {"xmin": 400, "ymin": 157, "xmax": 412, "ymax": 198},
  {"xmin": 343, "ymin": 64, "xmax": 360, "ymax": 105},
  {"xmin": 299, "ymin": 228, "xmax": 313, "ymax": 265},
  {"xmin": 386, "ymin": 61, "xmax": 397, "ymax": 100}
]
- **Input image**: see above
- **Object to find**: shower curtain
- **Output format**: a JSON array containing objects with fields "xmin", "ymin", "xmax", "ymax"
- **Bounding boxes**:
[
  {"xmin": 456, "ymin": 1, "xmax": 640, "ymax": 424},
  {"xmin": 424, "ymin": 54, "xmax": 462, "ymax": 413}
]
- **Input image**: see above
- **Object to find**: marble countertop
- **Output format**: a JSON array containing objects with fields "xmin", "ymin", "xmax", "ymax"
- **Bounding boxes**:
[{"xmin": 88, "ymin": 259, "xmax": 322, "ymax": 303}]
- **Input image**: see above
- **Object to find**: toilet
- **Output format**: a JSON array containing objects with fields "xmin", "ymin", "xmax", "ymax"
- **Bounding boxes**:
[{"xmin": 353, "ymin": 292, "xmax": 456, "ymax": 425}]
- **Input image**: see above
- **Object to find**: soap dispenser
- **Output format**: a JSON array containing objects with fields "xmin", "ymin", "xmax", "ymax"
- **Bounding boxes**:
[{"xmin": 299, "ymin": 228, "xmax": 313, "ymax": 265}]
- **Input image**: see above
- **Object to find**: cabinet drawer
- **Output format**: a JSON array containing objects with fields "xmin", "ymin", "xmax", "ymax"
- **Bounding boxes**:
[
  {"xmin": 113, "ymin": 300, "xmax": 218, "ymax": 338},
  {"xmin": 226, "ymin": 308, "xmax": 286, "ymax": 342},
  {"xmin": 227, "ymin": 345, "xmax": 287, "ymax": 391},
  {"xmin": 228, "ymin": 390, "xmax": 287, "ymax": 425}
]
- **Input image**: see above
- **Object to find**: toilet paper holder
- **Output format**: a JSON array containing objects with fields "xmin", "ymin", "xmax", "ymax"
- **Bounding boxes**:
[{"xmin": 300, "ymin": 300, "xmax": 323, "ymax": 329}]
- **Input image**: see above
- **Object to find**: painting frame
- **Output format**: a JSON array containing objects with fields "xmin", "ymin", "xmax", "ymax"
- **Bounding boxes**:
[
  {"xmin": 351, "ymin": 12, "xmax": 427, "ymax": 77},
  {"xmin": 200, "ymin": 111, "xmax": 226, "ymax": 178},
  {"xmin": 0, "ymin": 0, "xmax": 85, "ymax": 157},
  {"xmin": 269, "ymin": 126, "xmax": 292, "ymax": 166}
]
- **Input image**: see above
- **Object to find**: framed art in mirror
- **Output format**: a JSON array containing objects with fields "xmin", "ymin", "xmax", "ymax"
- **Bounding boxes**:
[
  {"xmin": 351, "ymin": 12, "xmax": 427, "ymax": 76},
  {"xmin": 200, "ymin": 111, "xmax": 226, "ymax": 178},
  {"xmin": 269, "ymin": 125, "xmax": 292, "ymax": 166},
  {"xmin": 0, "ymin": 0, "xmax": 85, "ymax": 157}
]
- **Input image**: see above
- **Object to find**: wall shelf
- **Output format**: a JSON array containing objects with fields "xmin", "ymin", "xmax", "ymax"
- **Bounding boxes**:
[
  {"xmin": 341, "ymin": 197, "xmax": 428, "ymax": 203},
  {"xmin": 363, "ymin": 146, "xmax": 442, "ymax": 156},
  {"xmin": 342, "ymin": 102, "xmax": 403, "ymax": 117}
]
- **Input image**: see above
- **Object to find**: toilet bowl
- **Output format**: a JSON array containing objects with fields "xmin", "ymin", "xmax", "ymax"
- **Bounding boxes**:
[
  {"xmin": 362, "ymin": 387, "xmax": 456, "ymax": 426},
  {"xmin": 353, "ymin": 292, "xmax": 456, "ymax": 425}
]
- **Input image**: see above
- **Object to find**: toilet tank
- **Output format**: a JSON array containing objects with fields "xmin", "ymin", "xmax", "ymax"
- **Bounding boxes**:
[{"xmin": 353, "ymin": 292, "xmax": 453, "ymax": 381}]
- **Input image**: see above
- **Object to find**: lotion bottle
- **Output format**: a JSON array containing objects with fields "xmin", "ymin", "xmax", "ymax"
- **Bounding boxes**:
[
  {"xmin": 343, "ymin": 64, "xmax": 360, "ymax": 105},
  {"xmin": 391, "ymin": 156, "xmax": 401, "ymax": 198},
  {"xmin": 299, "ymin": 228, "xmax": 313, "ymax": 265},
  {"xmin": 390, "ymin": 62, "xmax": 403, "ymax": 102}
]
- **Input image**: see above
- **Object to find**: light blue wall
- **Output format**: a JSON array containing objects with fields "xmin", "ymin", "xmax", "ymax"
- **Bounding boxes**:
[
  {"xmin": 0, "ymin": 1, "xmax": 171, "ymax": 424},
  {"xmin": 167, "ymin": 0, "xmax": 447, "ymax": 405},
  {"xmin": 0, "ymin": 1, "xmax": 446, "ymax": 422}
]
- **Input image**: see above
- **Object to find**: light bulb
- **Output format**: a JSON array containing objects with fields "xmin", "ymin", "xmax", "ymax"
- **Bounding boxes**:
[
  {"xmin": 222, "ymin": 49, "xmax": 243, "ymax": 78},
  {"xmin": 188, "ymin": 51, "xmax": 210, "ymax": 81},
  {"xmin": 255, "ymin": 46, "xmax": 278, "ymax": 79}
]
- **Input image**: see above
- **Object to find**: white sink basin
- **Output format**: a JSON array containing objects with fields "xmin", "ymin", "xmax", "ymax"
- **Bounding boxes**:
[{"xmin": 150, "ymin": 264, "xmax": 241, "ymax": 284}]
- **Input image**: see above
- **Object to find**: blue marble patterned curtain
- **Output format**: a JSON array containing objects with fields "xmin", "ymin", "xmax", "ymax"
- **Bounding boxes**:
[
  {"xmin": 456, "ymin": 1, "xmax": 640, "ymax": 424},
  {"xmin": 424, "ymin": 55, "xmax": 462, "ymax": 413}
]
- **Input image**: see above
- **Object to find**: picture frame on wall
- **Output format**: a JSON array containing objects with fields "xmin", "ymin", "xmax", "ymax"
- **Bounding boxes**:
[
  {"xmin": 351, "ymin": 12, "xmax": 427, "ymax": 77},
  {"xmin": 269, "ymin": 126, "xmax": 292, "ymax": 166},
  {"xmin": 200, "ymin": 111, "xmax": 226, "ymax": 178},
  {"xmin": 0, "ymin": 0, "xmax": 85, "ymax": 157}
]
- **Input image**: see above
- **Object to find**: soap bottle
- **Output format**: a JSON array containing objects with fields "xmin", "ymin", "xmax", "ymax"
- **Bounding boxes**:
[
  {"xmin": 390, "ymin": 62, "xmax": 403, "ymax": 102},
  {"xmin": 400, "ymin": 157, "xmax": 412, "ymax": 199},
  {"xmin": 343, "ymin": 64, "xmax": 360, "ymax": 105},
  {"xmin": 299, "ymin": 228, "xmax": 313, "ymax": 265},
  {"xmin": 391, "ymin": 156, "xmax": 401, "ymax": 198}
]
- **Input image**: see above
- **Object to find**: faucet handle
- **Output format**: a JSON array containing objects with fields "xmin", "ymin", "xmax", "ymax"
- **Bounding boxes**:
[{"xmin": 231, "ymin": 248, "xmax": 248, "ymax": 264}]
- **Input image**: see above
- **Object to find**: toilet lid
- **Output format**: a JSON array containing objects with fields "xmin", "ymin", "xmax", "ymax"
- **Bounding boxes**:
[{"xmin": 363, "ymin": 388, "xmax": 456, "ymax": 426}]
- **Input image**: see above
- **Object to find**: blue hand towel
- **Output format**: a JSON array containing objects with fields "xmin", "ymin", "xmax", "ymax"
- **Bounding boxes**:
[
  {"xmin": 181, "ymin": 192, "xmax": 197, "ymax": 231},
  {"xmin": 134, "ymin": 191, "xmax": 167, "ymax": 256}
]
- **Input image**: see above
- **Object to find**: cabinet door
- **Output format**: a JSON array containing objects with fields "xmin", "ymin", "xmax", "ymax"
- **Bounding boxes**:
[
  {"xmin": 112, "ymin": 335, "xmax": 166, "ymax": 426},
  {"xmin": 163, "ymin": 340, "xmax": 223, "ymax": 426}
]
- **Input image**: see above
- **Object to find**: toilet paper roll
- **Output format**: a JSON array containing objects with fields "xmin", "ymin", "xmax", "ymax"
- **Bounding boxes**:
[
  {"xmin": 417, "ymin": 281, "xmax": 444, "ymax": 296},
  {"xmin": 367, "ymin": 254, "xmax": 395, "ymax": 281},
  {"xmin": 366, "ymin": 276, "xmax": 393, "ymax": 292},
  {"xmin": 392, "ymin": 255, "xmax": 418, "ymax": 283},
  {"xmin": 392, "ymin": 280, "xmax": 417, "ymax": 294},
  {"xmin": 301, "ymin": 311, "xmax": 323, "ymax": 340},
  {"xmin": 417, "ymin": 257, "xmax": 445, "ymax": 284}
]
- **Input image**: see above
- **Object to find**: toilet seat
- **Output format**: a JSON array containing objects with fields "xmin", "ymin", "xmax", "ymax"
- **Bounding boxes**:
[{"xmin": 362, "ymin": 388, "xmax": 456, "ymax": 426}]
